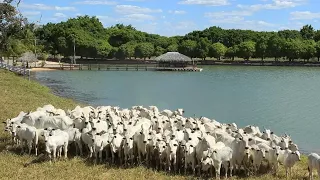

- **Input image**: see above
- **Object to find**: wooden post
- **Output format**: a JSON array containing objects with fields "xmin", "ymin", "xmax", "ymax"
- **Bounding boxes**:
[
  {"xmin": 28, "ymin": 70, "xmax": 30, "ymax": 81},
  {"xmin": 98, "ymin": 64, "xmax": 100, "ymax": 70}
]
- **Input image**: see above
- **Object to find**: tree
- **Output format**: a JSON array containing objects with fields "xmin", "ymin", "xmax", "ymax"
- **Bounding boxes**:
[
  {"xmin": 5, "ymin": 37, "xmax": 27, "ymax": 57},
  {"xmin": 154, "ymin": 46, "xmax": 165, "ymax": 57},
  {"xmin": 267, "ymin": 35, "xmax": 285, "ymax": 61},
  {"xmin": 0, "ymin": 0, "xmax": 28, "ymax": 55},
  {"xmin": 178, "ymin": 40, "xmax": 197, "ymax": 58},
  {"xmin": 167, "ymin": 44, "xmax": 178, "ymax": 52},
  {"xmin": 96, "ymin": 40, "xmax": 112, "ymax": 58},
  {"xmin": 209, "ymin": 42, "xmax": 227, "ymax": 60},
  {"xmin": 300, "ymin": 40, "xmax": 316, "ymax": 61},
  {"xmin": 300, "ymin": 24, "xmax": 314, "ymax": 40},
  {"xmin": 225, "ymin": 45, "xmax": 238, "ymax": 61},
  {"xmin": 278, "ymin": 30, "xmax": 301, "ymax": 39},
  {"xmin": 195, "ymin": 37, "xmax": 210, "ymax": 60},
  {"xmin": 237, "ymin": 41, "xmax": 256, "ymax": 60},
  {"xmin": 255, "ymin": 36, "xmax": 268, "ymax": 60},
  {"xmin": 283, "ymin": 39, "xmax": 303, "ymax": 61},
  {"xmin": 315, "ymin": 41, "xmax": 320, "ymax": 61},
  {"xmin": 134, "ymin": 43, "xmax": 154, "ymax": 60},
  {"xmin": 314, "ymin": 30, "xmax": 320, "ymax": 42}
]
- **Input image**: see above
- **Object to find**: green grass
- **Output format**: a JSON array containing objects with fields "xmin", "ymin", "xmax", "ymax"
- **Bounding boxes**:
[{"xmin": 0, "ymin": 69, "xmax": 313, "ymax": 179}]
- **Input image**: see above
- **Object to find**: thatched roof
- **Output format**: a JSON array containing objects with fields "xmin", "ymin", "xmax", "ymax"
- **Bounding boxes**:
[{"xmin": 154, "ymin": 52, "xmax": 192, "ymax": 62}]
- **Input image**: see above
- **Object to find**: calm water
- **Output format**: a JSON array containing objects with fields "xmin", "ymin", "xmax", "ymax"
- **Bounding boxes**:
[{"xmin": 34, "ymin": 66, "xmax": 320, "ymax": 154}]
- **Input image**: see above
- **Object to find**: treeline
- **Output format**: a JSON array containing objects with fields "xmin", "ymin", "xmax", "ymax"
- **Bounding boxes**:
[
  {"xmin": 36, "ymin": 17, "xmax": 320, "ymax": 61},
  {"xmin": 1, "ymin": 1, "xmax": 320, "ymax": 62}
]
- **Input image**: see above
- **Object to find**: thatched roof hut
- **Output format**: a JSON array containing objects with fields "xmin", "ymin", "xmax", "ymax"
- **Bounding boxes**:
[{"xmin": 154, "ymin": 52, "xmax": 192, "ymax": 62}]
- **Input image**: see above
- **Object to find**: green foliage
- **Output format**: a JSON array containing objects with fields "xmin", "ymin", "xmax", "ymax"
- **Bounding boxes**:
[
  {"xmin": 209, "ymin": 42, "xmax": 227, "ymax": 60},
  {"xmin": 196, "ymin": 38, "xmax": 210, "ymax": 60},
  {"xmin": 5, "ymin": 38, "xmax": 27, "ymax": 57},
  {"xmin": 225, "ymin": 45, "xmax": 238, "ymax": 60},
  {"xmin": 178, "ymin": 40, "xmax": 197, "ymax": 58},
  {"xmin": 278, "ymin": 30, "xmax": 301, "ymax": 39},
  {"xmin": 154, "ymin": 46, "xmax": 165, "ymax": 57},
  {"xmin": 96, "ymin": 40, "xmax": 112, "ymax": 58},
  {"xmin": 300, "ymin": 40, "xmax": 316, "ymax": 60},
  {"xmin": 166, "ymin": 44, "xmax": 178, "ymax": 52},
  {"xmin": 315, "ymin": 41, "xmax": 320, "ymax": 60},
  {"xmin": 237, "ymin": 41, "xmax": 256, "ymax": 60},
  {"xmin": 255, "ymin": 36, "xmax": 268, "ymax": 60},
  {"xmin": 267, "ymin": 35, "xmax": 285, "ymax": 60},
  {"xmin": 283, "ymin": 39, "xmax": 303, "ymax": 61},
  {"xmin": 134, "ymin": 43, "xmax": 154, "ymax": 59},
  {"xmin": 300, "ymin": 24, "xmax": 314, "ymax": 40},
  {"xmin": 314, "ymin": 30, "xmax": 320, "ymax": 42},
  {"xmin": 3, "ymin": 11, "xmax": 320, "ymax": 62}
]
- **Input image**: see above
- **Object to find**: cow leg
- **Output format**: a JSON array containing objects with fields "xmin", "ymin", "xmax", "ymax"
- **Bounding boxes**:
[
  {"xmin": 28, "ymin": 141, "xmax": 32, "ymax": 155},
  {"xmin": 78, "ymin": 142, "xmax": 83, "ymax": 156},
  {"xmin": 53, "ymin": 148, "xmax": 57, "ymax": 162},
  {"xmin": 223, "ymin": 161, "xmax": 229, "ymax": 178},
  {"xmin": 99, "ymin": 150, "xmax": 103, "ymax": 163},
  {"xmin": 215, "ymin": 162, "xmax": 222, "ymax": 180},
  {"xmin": 64, "ymin": 144, "xmax": 68, "ymax": 159}
]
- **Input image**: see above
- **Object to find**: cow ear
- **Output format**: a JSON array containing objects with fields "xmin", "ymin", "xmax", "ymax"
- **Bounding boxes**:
[{"xmin": 2, "ymin": 122, "xmax": 6, "ymax": 124}]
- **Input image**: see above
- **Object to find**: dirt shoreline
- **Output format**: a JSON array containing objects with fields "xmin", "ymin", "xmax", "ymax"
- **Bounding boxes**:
[{"xmin": 30, "ymin": 67, "xmax": 59, "ymax": 72}]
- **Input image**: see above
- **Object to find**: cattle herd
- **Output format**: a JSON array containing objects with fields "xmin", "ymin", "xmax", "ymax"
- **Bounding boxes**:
[{"xmin": 2, "ymin": 104, "xmax": 320, "ymax": 179}]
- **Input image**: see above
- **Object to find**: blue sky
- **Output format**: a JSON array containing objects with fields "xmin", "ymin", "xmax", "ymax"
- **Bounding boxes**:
[{"xmin": 12, "ymin": 0, "xmax": 320, "ymax": 36}]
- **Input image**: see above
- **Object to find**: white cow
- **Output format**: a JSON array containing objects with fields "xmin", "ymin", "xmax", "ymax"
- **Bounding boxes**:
[
  {"xmin": 210, "ymin": 146, "xmax": 233, "ymax": 179},
  {"xmin": 11, "ymin": 123, "xmax": 39, "ymax": 155},
  {"xmin": 35, "ymin": 115, "xmax": 74, "ymax": 130},
  {"xmin": 43, "ymin": 129, "xmax": 69, "ymax": 162},
  {"xmin": 308, "ymin": 153, "xmax": 320, "ymax": 180}
]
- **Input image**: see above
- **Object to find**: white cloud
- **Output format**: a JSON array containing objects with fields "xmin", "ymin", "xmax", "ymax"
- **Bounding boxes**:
[
  {"xmin": 205, "ymin": 11, "xmax": 253, "ymax": 18},
  {"xmin": 54, "ymin": 13, "xmax": 67, "ymax": 18},
  {"xmin": 74, "ymin": 0, "xmax": 117, "ymax": 5},
  {"xmin": 115, "ymin": 5, "xmax": 162, "ymax": 14},
  {"xmin": 209, "ymin": 16, "xmax": 276, "ymax": 31},
  {"xmin": 238, "ymin": 0, "xmax": 307, "ymax": 11},
  {"xmin": 162, "ymin": 21, "xmax": 198, "ymax": 36},
  {"xmin": 121, "ymin": 14, "xmax": 155, "ymax": 21},
  {"xmin": 22, "ymin": 11, "xmax": 41, "ymax": 16},
  {"xmin": 20, "ymin": 3, "xmax": 76, "ymax": 11},
  {"xmin": 290, "ymin": 11, "xmax": 320, "ymax": 20},
  {"xmin": 169, "ymin": 10, "xmax": 186, "ymax": 14},
  {"xmin": 178, "ymin": 0, "xmax": 229, "ymax": 6}
]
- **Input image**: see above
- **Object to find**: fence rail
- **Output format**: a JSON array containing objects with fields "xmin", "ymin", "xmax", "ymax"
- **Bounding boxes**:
[{"xmin": 0, "ymin": 61, "xmax": 30, "ymax": 80}]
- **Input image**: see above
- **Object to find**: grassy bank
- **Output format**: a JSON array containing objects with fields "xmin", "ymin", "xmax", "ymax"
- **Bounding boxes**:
[{"xmin": 0, "ymin": 69, "xmax": 311, "ymax": 179}]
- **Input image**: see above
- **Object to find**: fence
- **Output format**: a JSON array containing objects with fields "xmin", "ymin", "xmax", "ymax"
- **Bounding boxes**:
[{"xmin": 0, "ymin": 61, "xmax": 31, "ymax": 80}]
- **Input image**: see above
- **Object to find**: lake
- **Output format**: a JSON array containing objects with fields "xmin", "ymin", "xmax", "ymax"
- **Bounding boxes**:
[{"xmin": 34, "ymin": 65, "xmax": 320, "ymax": 154}]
